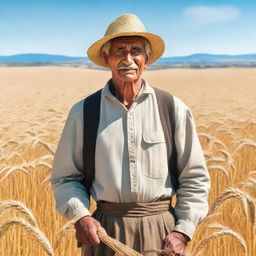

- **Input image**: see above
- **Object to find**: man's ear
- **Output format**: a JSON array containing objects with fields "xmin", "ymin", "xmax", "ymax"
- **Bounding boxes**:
[
  {"xmin": 144, "ymin": 55, "xmax": 149, "ymax": 68},
  {"xmin": 101, "ymin": 52, "xmax": 109, "ymax": 66},
  {"xmin": 144, "ymin": 59, "xmax": 148, "ymax": 69}
]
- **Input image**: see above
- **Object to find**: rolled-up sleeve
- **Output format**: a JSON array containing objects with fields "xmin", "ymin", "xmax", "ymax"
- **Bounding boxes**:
[
  {"xmin": 51, "ymin": 100, "xmax": 91, "ymax": 219},
  {"xmin": 172, "ymin": 97, "xmax": 210, "ymax": 240}
]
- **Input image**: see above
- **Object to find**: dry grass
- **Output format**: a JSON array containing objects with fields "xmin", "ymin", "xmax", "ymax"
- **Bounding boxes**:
[{"xmin": 0, "ymin": 67, "xmax": 255, "ymax": 255}]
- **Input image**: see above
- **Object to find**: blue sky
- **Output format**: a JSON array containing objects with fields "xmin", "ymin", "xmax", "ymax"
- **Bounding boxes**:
[{"xmin": 1, "ymin": 0, "xmax": 255, "ymax": 57}]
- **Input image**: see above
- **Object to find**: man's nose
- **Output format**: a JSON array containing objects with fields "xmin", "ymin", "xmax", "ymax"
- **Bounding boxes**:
[{"xmin": 122, "ymin": 52, "xmax": 133, "ymax": 65}]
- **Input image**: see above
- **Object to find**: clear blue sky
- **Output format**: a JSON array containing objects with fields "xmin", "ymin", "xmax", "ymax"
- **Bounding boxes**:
[{"xmin": 1, "ymin": 0, "xmax": 255, "ymax": 57}]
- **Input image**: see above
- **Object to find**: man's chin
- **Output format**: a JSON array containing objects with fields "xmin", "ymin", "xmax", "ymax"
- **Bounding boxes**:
[{"xmin": 117, "ymin": 74, "xmax": 139, "ymax": 82}]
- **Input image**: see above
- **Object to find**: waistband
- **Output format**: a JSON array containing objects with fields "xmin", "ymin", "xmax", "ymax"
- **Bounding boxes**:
[{"xmin": 96, "ymin": 200, "xmax": 172, "ymax": 217}]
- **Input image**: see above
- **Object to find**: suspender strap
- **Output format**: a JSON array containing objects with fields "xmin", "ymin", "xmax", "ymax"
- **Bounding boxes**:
[
  {"xmin": 83, "ymin": 89, "xmax": 102, "ymax": 196},
  {"xmin": 154, "ymin": 88, "xmax": 179, "ymax": 191}
]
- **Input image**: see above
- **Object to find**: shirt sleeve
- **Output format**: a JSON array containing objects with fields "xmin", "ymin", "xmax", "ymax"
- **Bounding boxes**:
[
  {"xmin": 172, "ymin": 97, "xmax": 210, "ymax": 240},
  {"xmin": 50, "ymin": 100, "xmax": 91, "ymax": 219}
]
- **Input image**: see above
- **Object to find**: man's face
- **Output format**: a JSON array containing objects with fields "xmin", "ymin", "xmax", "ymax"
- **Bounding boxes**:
[{"xmin": 103, "ymin": 37, "xmax": 148, "ymax": 83}]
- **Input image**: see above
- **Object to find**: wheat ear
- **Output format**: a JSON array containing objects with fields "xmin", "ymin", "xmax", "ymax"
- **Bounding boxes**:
[
  {"xmin": 240, "ymin": 178, "xmax": 256, "ymax": 191},
  {"xmin": 194, "ymin": 223, "xmax": 247, "ymax": 255},
  {"xmin": 0, "ymin": 217, "xmax": 54, "ymax": 256},
  {"xmin": 54, "ymin": 219, "xmax": 76, "ymax": 249},
  {"xmin": 208, "ymin": 187, "xmax": 256, "ymax": 224},
  {"xmin": 208, "ymin": 165, "xmax": 229, "ymax": 179},
  {"xmin": 0, "ymin": 200, "xmax": 37, "ymax": 226},
  {"xmin": 233, "ymin": 138, "xmax": 256, "ymax": 155}
]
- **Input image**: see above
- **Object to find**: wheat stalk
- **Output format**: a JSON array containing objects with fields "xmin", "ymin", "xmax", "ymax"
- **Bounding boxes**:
[
  {"xmin": 207, "ymin": 157, "xmax": 226, "ymax": 163},
  {"xmin": 198, "ymin": 212, "xmax": 221, "ymax": 226},
  {"xmin": 0, "ymin": 217, "xmax": 54, "ymax": 256},
  {"xmin": 54, "ymin": 219, "xmax": 76, "ymax": 249},
  {"xmin": 209, "ymin": 187, "xmax": 256, "ymax": 224},
  {"xmin": 208, "ymin": 165, "xmax": 229, "ymax": 179},
  {"xmin": 240, "ymin": 178, "xmax": 256, "ymax": 191},
  {"xmin": 23, "ymin": 130, "xmax": 36, "ymax": 136},
  {"xmin": 0, "ymin": 200, "xmax": 37, "ymax": 226},
  {"xmin": 13, "ymin": 138, "xmax": 56, "ymax": 155},
  {"xmin": 194, "ymin": 223, "xmax": 247, "ymax": 256},
  {"xmin": 213, "ymin": 128, "xmax": 237, "ymax": 137},
  {"xmin": 203, "ymin": 151, "xmax": 213, "ymax": 159},
  {"xmin": 249, "ymin": 170, "xmax": 256, "ymax": 176},
  {"xmin": 47, "ymin": 108, "xmax": 64, "ymax": 115},
  {"xmin": 198, "ymin": 133, "xmax": 212, "ymax": 141},
  {"xmin": 41, "ymin": 173, "xmax": 51, "ymax": 186},
  {"xmin": 206, "ymin": 139, "xmax": 227, "ymax": 150},
  {"xmin": 0, "ymin": 164, "xmax": 28, "ymax": 181},
  {"xmin": 0, "ymin": 155, "xmax": 53, "ymax": 182},
  {"xmin": 233, "ymin": 138, "xmax": 256, "ymax": 155},
  {"xmin": 0, "ymin": 152, "xmax": 21, "ymax": 161},
  {"xmin": 218, "ymin": 149, "xmax": 236, "ymax": 171},
  {"xmin": 198, "ymin": 133, "xmax": 228, "ymax": 151},
  {"xmin": 97, "ymin": 231, "xmax": 143, "ymax": 256}
]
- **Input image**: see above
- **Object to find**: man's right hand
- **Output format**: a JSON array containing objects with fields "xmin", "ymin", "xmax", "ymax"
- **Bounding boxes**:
[{"xmin": 74, "ymin": 216, "xmax": 107, "ymax": 246}]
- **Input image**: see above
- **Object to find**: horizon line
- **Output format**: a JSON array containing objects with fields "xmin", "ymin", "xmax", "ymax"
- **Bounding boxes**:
[{"xmin": 1, "ymin": 52, "xmax": 256, "ymax": 58}]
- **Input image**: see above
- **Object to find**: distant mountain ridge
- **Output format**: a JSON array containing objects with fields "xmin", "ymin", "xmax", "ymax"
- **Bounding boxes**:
[
  {"xmin": 0, "ymin": 53, "xmax": 256, "ymax": 67},
  {"xmin": 0, "ymin": 53, "xmax": 88, "ymax": 63},
  {"xmin": 155, "ymin": 53, "xmax": 256, "ymax": 64}
]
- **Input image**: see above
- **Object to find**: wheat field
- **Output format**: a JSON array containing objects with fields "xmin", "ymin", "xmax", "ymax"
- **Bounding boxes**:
[{"xmin": 0, "ymin": 66, "xmax": 255, "ymax": 256}]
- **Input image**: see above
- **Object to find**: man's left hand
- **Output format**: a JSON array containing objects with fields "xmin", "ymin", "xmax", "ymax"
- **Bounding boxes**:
[{"xmin": 163, "ymin": 231, "xmax": 189, "ymax": 256}]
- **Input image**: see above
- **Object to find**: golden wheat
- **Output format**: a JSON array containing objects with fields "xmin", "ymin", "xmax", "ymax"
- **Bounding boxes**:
[
  {"xmin": 0, "ymin": 156, "xmax": 52, "ymax": 183},
  {"xmin": 0, "ymin": 217, "xmax": 54, "ymax": 256},
  {"xmin": 233, "ymin": 138, "xmax": 256, "ymax": 155},
  {"xmin": 208, "ymin": 187, "xmax": 256, "ymax": 224},
  {"xmin": 0, "ymin": 67, "xmax": 256, "ymax": 256},
  {"xmin": 0, "ymin": 200, "xmax": 37, "ymax": 226},
  {"xmin": 240, "ymin": 178, "xmax": 256, "ymax": 191},
  {"xmin": 218, "ymin": 149, "xmax": 236, "ymax": 171},
  {"xmin": 194, "ymin": 223, "xmax": 247, "ymax": 255},
  {"xmin": 207, "ymin": 165, "xmax": 229, "ymax": 179},
  {"xmin": 54, "ymin": 219, "xmax": 77, "ymax": 249},
  {"xmin": 97, "ymin": 231, "xmax": 143, "ymax": 256}
]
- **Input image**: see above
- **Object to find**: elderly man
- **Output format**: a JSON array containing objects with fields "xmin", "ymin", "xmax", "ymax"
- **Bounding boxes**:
[{"xmin": 51, "ymin": 14, "xmax": 210, "ymax": 256}]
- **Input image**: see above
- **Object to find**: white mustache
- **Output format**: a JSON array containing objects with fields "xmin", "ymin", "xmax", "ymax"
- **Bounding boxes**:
[{"xmin": 118, "ymin": 62, "xmax": 138, "ymax": 70}]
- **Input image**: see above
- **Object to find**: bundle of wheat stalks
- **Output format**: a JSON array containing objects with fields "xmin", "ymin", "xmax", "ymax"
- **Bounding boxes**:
[
  {"xmin": 97, "ymin": 231, "xmax": 177, "ymax": 256},
  {"xmin": 97, "ymin": 231, "xmax": 143, "ymax": 256}
]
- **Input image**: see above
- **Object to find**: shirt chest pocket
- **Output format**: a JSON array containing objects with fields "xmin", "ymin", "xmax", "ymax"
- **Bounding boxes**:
[{"xmin": 141, "ymin": 131, "xmax": 168, "ymax": 179}]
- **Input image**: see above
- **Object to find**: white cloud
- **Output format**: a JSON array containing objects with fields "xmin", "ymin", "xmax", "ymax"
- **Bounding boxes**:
[{"xmin": 184, "ymin": 6, "xmax": 240, "ymax": 25}]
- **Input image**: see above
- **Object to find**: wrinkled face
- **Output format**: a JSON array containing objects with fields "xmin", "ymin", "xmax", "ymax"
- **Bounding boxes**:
[{"xmin": 103, "ymin": 37, "xmax": 148, "ymax": 83}]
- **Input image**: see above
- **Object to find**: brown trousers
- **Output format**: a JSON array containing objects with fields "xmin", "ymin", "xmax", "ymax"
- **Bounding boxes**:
[{"xmin": 82, "ymin": 200, "xmax": 175, "ymax": 256}]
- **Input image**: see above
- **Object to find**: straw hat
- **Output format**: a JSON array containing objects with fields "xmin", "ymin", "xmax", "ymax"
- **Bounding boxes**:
[{"xmin": 87, "ymin": 14, "xmax": 165, "ymax": 67}]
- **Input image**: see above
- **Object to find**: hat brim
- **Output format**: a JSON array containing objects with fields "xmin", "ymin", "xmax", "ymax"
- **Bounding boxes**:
[{"xmin": 87, "ymin": 32, "xmax": 165, "ymax": 67}]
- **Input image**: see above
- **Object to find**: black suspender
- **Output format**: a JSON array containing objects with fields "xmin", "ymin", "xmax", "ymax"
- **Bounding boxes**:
[
  {"xmin": 154, "ymin": 88, "xmax": 178, "ymax": 191},
  {"xmin": 83, "ymin": 89, "xmax": 102, "ymax": 196}
]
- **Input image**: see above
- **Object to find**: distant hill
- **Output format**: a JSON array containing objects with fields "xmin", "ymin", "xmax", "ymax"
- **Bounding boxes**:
[
  {"xmin": 0, "ymin": 53, "xmax": 256, "ymax": 68},
  {"xmin": 155, "ymin": 53, "xmax": 256, "ymax": 64},
  {"xmin": 0, "ymin": 54, "xmax": 89, "ymax": 63}
]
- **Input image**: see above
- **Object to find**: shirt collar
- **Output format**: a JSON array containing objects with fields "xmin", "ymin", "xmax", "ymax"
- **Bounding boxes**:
[{"xmin": 102, "ymin": 79, "xmax": 154, "ymax": 99}]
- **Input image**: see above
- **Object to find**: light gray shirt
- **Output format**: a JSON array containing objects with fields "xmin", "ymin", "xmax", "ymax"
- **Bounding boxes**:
[{"xmin": 51, "ymin": 80, "xmax": 210, "ymax": 239}]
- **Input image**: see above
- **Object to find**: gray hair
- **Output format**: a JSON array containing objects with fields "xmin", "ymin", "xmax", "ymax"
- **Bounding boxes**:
[{"xmin": 101, "ymin": 37, "xmax": 151, "ymax": 61}]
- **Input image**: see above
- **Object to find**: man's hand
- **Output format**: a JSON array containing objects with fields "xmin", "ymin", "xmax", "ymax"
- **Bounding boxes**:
[
  {"xmin": 163, "ymin": 231, "xmax": 189, "ymax": 256},
  {"xmin": 74, "ymin": 216, "xmax": 107, "ymax": 246}
]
